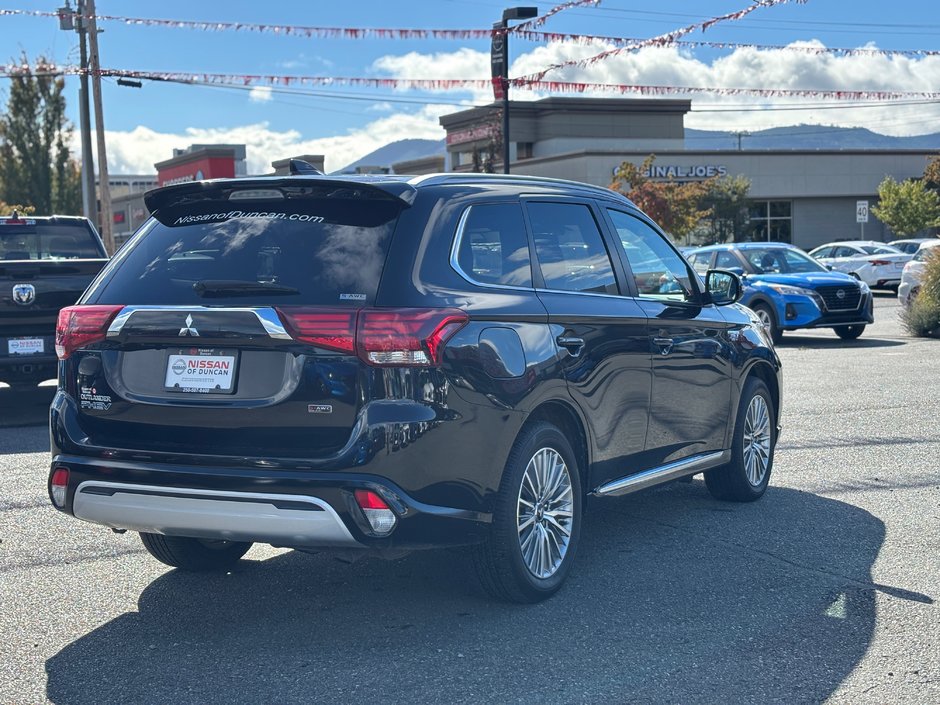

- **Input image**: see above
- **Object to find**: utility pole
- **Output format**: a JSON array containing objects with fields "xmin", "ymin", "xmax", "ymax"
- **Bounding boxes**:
[
  {"xmin": 58, "ymin": 2, "xmax": 97, "ymax": 226},
  {"xmin": 85, "ymin": 0, "xmax": 113, "ymax": 253},
  {"xmin": 733, "ymin": 130, "xmax": 750, "ymax": 151}
]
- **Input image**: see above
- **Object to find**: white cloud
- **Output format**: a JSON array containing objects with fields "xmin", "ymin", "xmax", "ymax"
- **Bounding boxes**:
[
  {"xmin": 97, "ymin": 107, "xmax": 447, "ymax": 175},
  {"xmin": 372, "ymin": 41, "xmax": 940, "ymax": 136},
  {"xmin": 248, "ymin": 86, "xmax": 273, "ymax": 103}
]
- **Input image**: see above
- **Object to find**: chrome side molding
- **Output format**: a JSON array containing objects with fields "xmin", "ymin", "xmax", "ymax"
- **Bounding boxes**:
[
  {"xmin": 592, "ymin": 450, "xmax": 730, "ymax": 497},
  {"xmin": 106, "ymin": 305, "xmax": 292, "ymax": 340}
]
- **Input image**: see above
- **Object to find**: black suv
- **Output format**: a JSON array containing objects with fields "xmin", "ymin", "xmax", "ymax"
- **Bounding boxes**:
[{"xmin": 49, "ymin": 173, "xmax": 781, "ymax": 602}]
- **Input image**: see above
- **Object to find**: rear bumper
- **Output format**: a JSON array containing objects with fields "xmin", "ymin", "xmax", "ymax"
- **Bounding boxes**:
[
  {"xmin": 50, "ymin": 454, "xmax": 493, "ymax": 551},
  {"xmin": 0, "ymin": 353, "xmax": 57, "ymax": 386},
  {"xmin": 73, "ymin": 481, "xmax": 359, "ymax": 546}
]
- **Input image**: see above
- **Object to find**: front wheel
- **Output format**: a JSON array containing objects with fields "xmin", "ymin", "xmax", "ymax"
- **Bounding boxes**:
[
  {"xmin": 140, "ymin": 533, "xmax": 252, "ymax": 571},
  {"xmin": 751, "ymin": 303, "xmax": 782, "ymax": 344},
  {"xmin": 472, "ymin": 422, "xmax": 582, "ymax": 603},
  {"xmin": 834, "ymin": 324, "xmax": 865, "ymax": 340},
  {"xmin": 705, "ymin": 377, "xmax": 775, "ymax": 502}
]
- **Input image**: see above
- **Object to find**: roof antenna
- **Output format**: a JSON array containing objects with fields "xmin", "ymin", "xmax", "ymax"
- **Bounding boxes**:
[{"xmin": 288, "ymin": 159, "xmax": 323, "ymax": 176}]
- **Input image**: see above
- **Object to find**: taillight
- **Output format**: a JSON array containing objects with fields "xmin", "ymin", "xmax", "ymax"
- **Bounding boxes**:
[
  {"xmin": 275, "ymin": 307, "xmax": 357, "ymax": 354},
  {"xmin": 358, "ymin": 308, "xmax": 468, "ymax": 366},
  {"xmin": 868, "ymin": 259, "xmax": 891, "ymax": 266},
  {"xmin": 50, "ymin": 467, "xmax": 69, "ymax": 507},
  {"xmin": 354, "ymin": 489, "xmax": 397, "ymax": 535},
  {"xmin": 275, "ymin": 307, "xmax": 468, "ymax": 367},
  {"xmin": 55, "ymin": 305, "xmax": 124, "ymax": 359}
]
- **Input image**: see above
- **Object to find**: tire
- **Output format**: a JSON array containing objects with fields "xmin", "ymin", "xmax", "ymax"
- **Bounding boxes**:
[
  {"xmin": 139, "ymin": 533, "xmax": 252, "ymax": 571},
  {"xmin": 705, "ymin": 377, "xmax": 775, "ymax": 502},
  {"xmin": 472, "ymin": 422, "xmax": 582, "ymax": 603},
  {"xmin": 751, "ymin": 303, "xmax": 782, "ymax": 344},
  {"xmin": 834, "ymin": 325, "xmax": 865, "ymax": 340}
]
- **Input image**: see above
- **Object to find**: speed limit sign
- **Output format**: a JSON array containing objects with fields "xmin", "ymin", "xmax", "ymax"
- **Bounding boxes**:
[{"xmin": 856, "ymin": 200, "xmax": 869, "ymax": 223}]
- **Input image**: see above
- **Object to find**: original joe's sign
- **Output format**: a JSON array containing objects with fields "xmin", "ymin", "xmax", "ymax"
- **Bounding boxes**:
[{"xmin": 644, "ymin": 164, "xmax": 728, "ymax": 180}]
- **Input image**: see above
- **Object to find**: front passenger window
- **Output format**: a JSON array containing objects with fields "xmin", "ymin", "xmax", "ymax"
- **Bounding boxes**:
[{"xmin": 607, "ymin": 210, "xmax": 695, "ymax": 303}]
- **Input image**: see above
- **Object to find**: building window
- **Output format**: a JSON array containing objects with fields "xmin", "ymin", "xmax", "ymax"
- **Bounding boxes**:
[
  {"xmin": 516, "ymin": 142, "xmax": 534, "ymax": 160},
  {"xmin": 746, "ymin": 201, "xmax": 792, "ymax": 243}
]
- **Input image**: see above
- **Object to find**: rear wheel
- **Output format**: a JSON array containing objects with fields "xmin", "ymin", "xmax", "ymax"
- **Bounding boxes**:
[
  {"xmin": 472, "ymin": 422, "xmax": 582, "ymax": 603},
  {"xmin": 705, "ymin": 377, "xmax": 775, "ymax": 502},
  {"xmin": 751, "ymin": 303, "xmax": 782, "ymax": 344},
  {"xmin": 140, "ymin": 533, "xmax": 251, "ymax": 571},
  {"xmin": 834, "ymin": 325, "xmax": 865, "ymax": 340}
]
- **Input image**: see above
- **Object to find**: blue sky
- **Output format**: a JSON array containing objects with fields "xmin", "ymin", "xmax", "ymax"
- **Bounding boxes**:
[{"xmin": 3, "ymin": 0, "xmax": 939, "ymax": 172}]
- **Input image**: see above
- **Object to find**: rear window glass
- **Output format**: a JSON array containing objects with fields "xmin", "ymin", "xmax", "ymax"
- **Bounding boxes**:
[
  {"xmin": 92, "ymin": 197, "xmax": 401, "ymax": 306},
  {"xmin": 0, "ymin": 221, "xmax": 103, "ymax": 260},
  {"xmin": 914, "ymin": 245, "xmax": 940, "ymax": 262},
  {"xmin": 455, "ymin": 204, "xmax": 532, "ymax": 287}
]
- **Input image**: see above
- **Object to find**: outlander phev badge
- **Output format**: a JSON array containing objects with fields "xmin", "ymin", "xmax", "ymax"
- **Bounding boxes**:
[
  {"xmin": 178, "ymin": 314, "xmax": 199, "ymax": 337},
  {"xmin": 12, "ymin": 283, "xmax": 35, "ymax": 306}
]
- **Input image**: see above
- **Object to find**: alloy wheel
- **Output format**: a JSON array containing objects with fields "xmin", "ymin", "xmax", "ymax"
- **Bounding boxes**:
[
  {"xmin": 742, "ymin": 395, "xmax": 772, "ymax": 486},
  {"xmin": 516, "ymin": 447, "xmax": 574, "ymax": 579}
]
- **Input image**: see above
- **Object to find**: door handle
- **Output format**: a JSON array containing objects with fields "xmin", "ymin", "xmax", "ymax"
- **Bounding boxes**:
[
  {"xmin": 556, "ymin": 336, "xmax": 585, "ymax": 358},
  {"xmin": 653, "ymin": 337, "xmax": 674, "ymax": 355}
]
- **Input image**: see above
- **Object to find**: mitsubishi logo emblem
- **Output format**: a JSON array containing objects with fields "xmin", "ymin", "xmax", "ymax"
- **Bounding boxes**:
[
  {"xmin": 11, "ymin": 283, "xmax": 35, "ymax": 306},
  {"xmin": 179, "ymin": 314, "xmax": 199, "ymax": 337}
]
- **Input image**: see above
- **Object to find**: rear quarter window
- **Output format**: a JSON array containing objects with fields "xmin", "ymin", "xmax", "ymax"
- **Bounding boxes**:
[
  {"xmin": 91, "ymin": 197, "xmax": 401, "ymax": 306},
  {"xmin": 454, "ymin": 203, "xmax": 532, "ymax": 287}
]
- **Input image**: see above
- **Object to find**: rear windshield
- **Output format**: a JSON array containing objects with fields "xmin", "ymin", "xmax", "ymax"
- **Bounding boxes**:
[
  {"xmin": 0, "ymin": 221, "xmax": 103, "ymax": 260},
  {"xmin": 92, "ymin": 197, "xmax": 401, "ymax": 306}
]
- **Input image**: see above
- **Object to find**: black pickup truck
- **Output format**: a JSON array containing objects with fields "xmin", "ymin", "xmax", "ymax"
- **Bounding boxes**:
[{"xmin": 1, "ymin": 215, "xmax": 108, "ymax": 390}]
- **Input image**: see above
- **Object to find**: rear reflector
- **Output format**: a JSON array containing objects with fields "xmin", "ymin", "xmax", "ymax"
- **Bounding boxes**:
[
  {"xmin": 275, "ymin": 307, "xmax": 468, "ymax": 367},
  {"xmin": 55, "ymin": 305, "xmax": 124, "ymax": 359},
  {"xmin": 50, "ymin": 467, "xmax": 69, "ymax": 507},
  {"xmin": 354, "ymin": 489, "xmax": 397, "ymax": 535}
]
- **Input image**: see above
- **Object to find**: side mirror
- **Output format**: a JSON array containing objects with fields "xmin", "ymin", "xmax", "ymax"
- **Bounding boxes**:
[
  {"xmin": 705, "ymin": 269, "xmax": 743, "ymax": 306},
  {"xmin": 826, "ymin": 264, "xmax": 834, "ymax": 271}
]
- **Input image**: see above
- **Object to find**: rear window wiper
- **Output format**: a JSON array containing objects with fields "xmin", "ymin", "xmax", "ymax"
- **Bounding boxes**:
[{"xmin": 193, "ymin": 280, "xmax": 300, "ymax": 297}]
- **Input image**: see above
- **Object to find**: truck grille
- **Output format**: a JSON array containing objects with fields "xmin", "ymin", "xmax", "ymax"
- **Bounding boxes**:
[{"xmin": 816, "ymin": 284, "xmax": 861, "ymax": 311}]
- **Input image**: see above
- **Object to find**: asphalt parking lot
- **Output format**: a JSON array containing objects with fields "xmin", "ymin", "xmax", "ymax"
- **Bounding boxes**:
[{"xmin": 1, "ymin": 293, "xmax": 937, "ymax": 704}]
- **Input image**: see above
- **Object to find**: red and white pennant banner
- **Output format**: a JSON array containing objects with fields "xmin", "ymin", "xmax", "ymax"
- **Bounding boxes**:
[
  {"xmin": 521, "ymin": 0, "xmax": 810, "ymax": 81},
  {"xmin": 4, "ymin": 63, "xmax": 937, "ymax": 101},
  {"xmin": 4, "ymin": 5, "xmax": 934, "ymax": 58}
]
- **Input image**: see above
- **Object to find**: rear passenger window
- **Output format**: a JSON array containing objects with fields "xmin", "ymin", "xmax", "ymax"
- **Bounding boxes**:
[
  {"xmin": 715, "ymin": 251, "xmax": 740, "ymax": 269},
  {"xmin": 688, "ymin": 253, "xmax": 711, "ymax": 275},
  {"xmin": 527, "ymin": 202, "xmax": 617, "ymax": 295},
  {"xmin": 455, "ymin": 204, "xmax": 532, "ymax": 287}
]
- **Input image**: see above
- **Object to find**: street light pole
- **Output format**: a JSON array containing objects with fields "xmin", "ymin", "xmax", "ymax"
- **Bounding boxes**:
[
  {"xmin": 58, "ymin": 2, "xmax": 97, "ymax": 225},
  {"xmin": 492, "ymin": 7, "xmax": 537, "ymax": 175}
]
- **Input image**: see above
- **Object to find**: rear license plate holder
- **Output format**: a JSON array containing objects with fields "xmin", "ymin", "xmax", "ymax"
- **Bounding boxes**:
[
  {"xmin": 7, "ymin": 337, "xmax": 44, "ymax": 355},
  {"xmin": 164, "ymin": 348, "xmax": 238, "ymax": 394}
]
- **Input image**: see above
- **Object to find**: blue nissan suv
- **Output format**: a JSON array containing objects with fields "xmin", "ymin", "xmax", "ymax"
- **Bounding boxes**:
[{"xmin": 686, "ymin": 242, "xmax": 874, "ymax": 342}]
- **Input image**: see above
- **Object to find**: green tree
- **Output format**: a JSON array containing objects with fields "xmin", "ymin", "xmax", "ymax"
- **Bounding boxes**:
[
  {"xmin": 611, "ymin": 155, "xmax": 711, "ymax": 243},
  {"xmin": 697, "ymin": 174, "xmax": 751, "ymax": 244},
  {"xmin": 871, "ymin": 176, "xmax": 940, "ymax": 237},
  {"xmin": 0, "ymin": 55, "xmax": 82, "ymax": 215},
  {"xmin": 923, "ymin": 155, "xmax": 940, "ymax": 190}
]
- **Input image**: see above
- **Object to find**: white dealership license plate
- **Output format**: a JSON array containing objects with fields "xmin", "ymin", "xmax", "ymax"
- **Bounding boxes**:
[
  {"xmin": 7, "ymin": 337, "xmax": 44, "ymax": 355},
  {"xmin": 164, "ymin": 351, "xmax": 237, "ymax": 393}
]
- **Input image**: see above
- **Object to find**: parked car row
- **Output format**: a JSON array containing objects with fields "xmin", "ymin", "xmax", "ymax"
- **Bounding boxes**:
[{"xmin": 898, "ymin": 239, "xmax": 940, "ymax": 306}]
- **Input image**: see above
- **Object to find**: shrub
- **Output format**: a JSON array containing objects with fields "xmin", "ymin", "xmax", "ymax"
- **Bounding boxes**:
[{"xmin": 901, "ymin": 247, "xmax": 940, "ymax": 337}]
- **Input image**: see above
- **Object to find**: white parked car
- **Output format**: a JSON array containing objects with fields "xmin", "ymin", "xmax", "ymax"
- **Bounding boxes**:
[
  {"xmin": 808, "ymin": 241, "xmax": 911, "ymax": 289},
  {"xmin": 889, "ymin": 238, "xmax": 938, "ymax": 255},
  {"xmin": 898, "ymin": 240, "xmax": 940, "ymax": 306}
]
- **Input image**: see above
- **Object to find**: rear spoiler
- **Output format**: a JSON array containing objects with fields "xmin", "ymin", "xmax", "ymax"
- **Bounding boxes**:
[{"xmin": 144, "ymin": 176, "xmax": 418, "ymax": 213}]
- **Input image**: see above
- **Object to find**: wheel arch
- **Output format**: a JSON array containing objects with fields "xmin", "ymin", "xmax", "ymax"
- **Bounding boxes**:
[
  {"xmin": 522, "ymin": 400, "xmax": 592, "ymax": 498},
  {"xmin": 744, "ymin": 360, "xmax": 781, "ymax": 427}
]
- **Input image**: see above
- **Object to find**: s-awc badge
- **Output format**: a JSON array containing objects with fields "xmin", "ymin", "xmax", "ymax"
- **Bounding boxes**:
[{"xmin": 308, "ymin": 404, "xmax": 333, "ymax": 414}]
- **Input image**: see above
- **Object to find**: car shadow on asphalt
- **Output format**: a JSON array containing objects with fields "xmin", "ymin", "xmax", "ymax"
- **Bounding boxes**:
[
  {"xmin": 776, "ymin": 335, "xmax": 906, "ymax": 349},
  {"xmin": 44, "ymin": 482, "xmax": 927, "ymax": 705},
  {"xmin": 0, "ymin": 387, "xmax": 55, "ymax": 431}
]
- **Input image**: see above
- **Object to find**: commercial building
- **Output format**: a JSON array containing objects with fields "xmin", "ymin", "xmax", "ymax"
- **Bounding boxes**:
[{"xmin": 439, "ymin": 98, "xmax": 938, "ymax": 249}]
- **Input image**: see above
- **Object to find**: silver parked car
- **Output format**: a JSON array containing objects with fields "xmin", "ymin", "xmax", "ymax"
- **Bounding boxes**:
[{"xmin": 898, "ymin": 240, "xmax": 940, "ymax": 306}]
